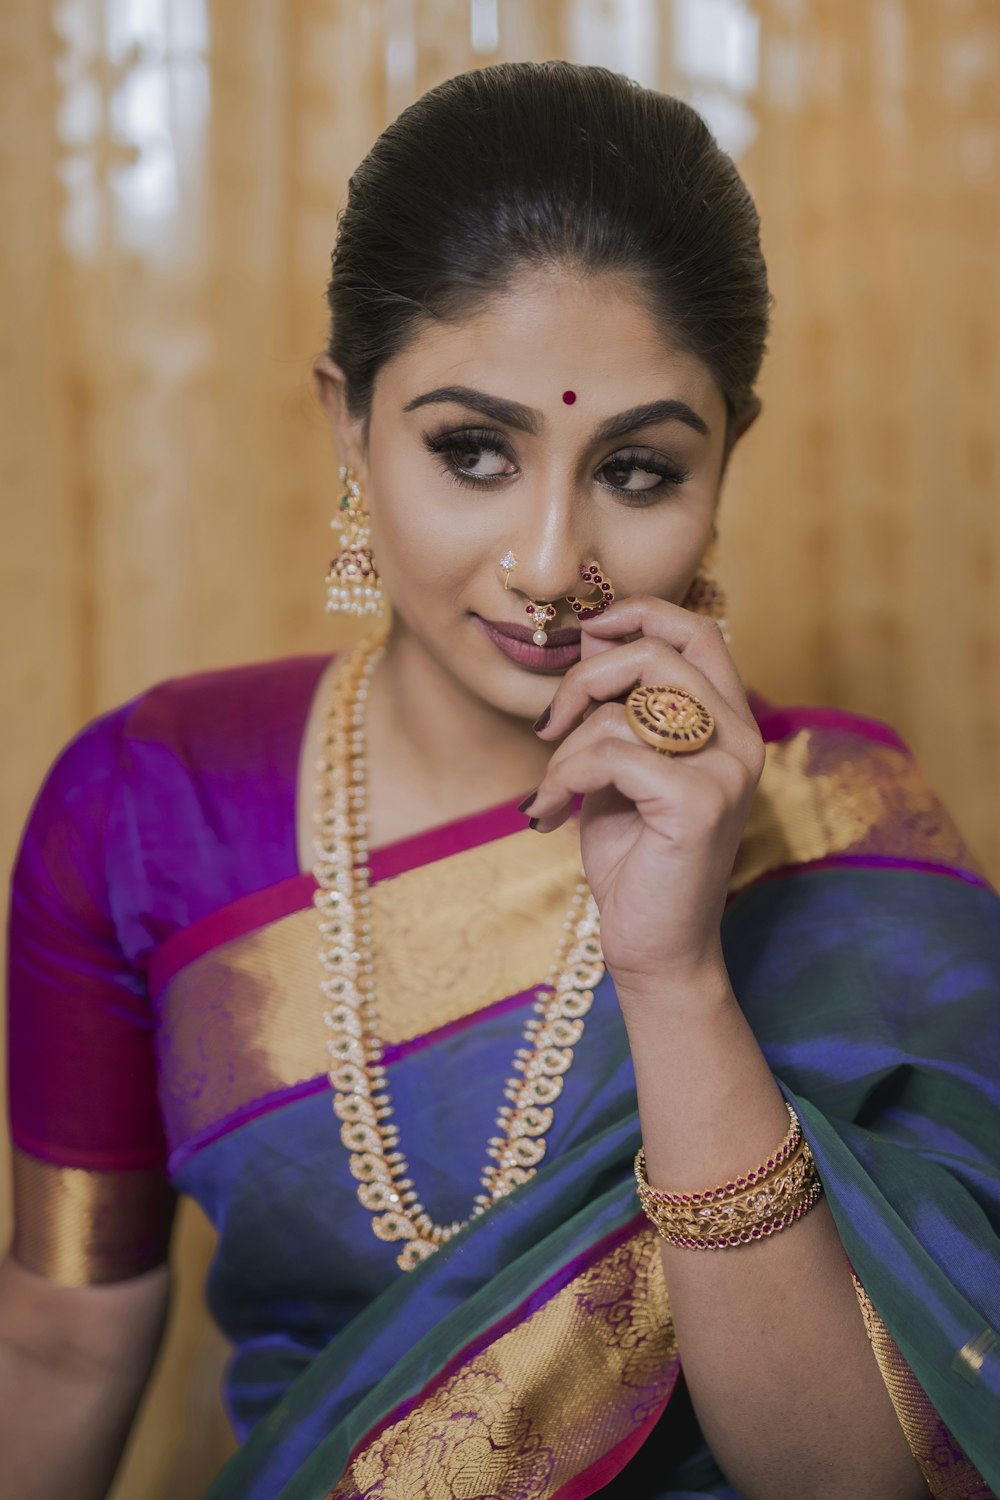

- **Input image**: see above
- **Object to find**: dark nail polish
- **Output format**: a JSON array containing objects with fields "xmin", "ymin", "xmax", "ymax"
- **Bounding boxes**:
[
  {"xmin": 518, "ymin": 792, "xmax": 537, "ymax": 814},
  {"xmin": 532, "ymin": 706, "xmax": 551, "ymax": 733},
  {"xmin": 529, "ymin": 818, "xmax": 540, "ymax": 831}
]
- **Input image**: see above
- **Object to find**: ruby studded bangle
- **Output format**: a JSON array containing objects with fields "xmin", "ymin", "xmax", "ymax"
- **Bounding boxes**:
[{"xmin": 634, "ymin": 1103, "xmax": 823, "ymax": 1250}]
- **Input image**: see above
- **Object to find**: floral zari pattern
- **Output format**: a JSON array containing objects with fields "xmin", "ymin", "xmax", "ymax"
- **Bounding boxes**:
[{"xmin": 325, "ymin": 1227, "xmax": 679, "ymax": 1500}]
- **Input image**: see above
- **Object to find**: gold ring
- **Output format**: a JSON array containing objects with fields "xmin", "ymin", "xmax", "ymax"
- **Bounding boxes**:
[{"xmin": 625, "ymin": 685, "xmax": 715, "ymax": 755}]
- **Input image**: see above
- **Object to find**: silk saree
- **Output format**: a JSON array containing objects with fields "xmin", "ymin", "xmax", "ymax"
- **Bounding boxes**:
[{"xmin": 7, "ymin": 653, "xmax": 1000, "ymax": 1497}]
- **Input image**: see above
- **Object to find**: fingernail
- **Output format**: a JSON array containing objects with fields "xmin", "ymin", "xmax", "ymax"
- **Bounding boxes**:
[
  {"xmin": 529, "ymin": 817, "xmax": 540, "ymax": 831},
  {"xmin": 518, "ymin": 792, "xmax": 537, "ymax": 814},
  {"xmin": 532, "ymin": 706, "xmax": 551, "ymax": 733}
]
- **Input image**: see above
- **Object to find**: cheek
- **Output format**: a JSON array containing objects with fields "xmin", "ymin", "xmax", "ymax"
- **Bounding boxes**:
[
  {"xmin": 603, "ymin": 508, "xmax": 713, "ymax": 601},
  {"xmin": 366, "ymin": 473, "xmax": 485, "ymax": 602}
]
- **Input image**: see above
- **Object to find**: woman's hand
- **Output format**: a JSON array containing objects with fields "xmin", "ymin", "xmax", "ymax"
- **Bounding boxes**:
[{"xmin": 527, "ymin": 598, "xmax": 765, "ymax": 997}]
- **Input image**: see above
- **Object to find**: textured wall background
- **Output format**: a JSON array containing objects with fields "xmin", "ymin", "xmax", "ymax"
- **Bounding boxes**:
[{"xmin": 2, "ymin": 2, "xmax": 997, "ymax": 1494}]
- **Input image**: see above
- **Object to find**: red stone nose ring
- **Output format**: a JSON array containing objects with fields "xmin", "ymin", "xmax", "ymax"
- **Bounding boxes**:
[{"xmin": 568, "ymin": 562, "xmax": 615, "ymax": 620}]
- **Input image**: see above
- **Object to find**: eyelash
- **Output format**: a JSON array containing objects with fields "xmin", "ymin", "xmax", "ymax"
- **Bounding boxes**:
[{"xmin": 422, "ymin": 427, "xmax": 690, "ymax": 505}]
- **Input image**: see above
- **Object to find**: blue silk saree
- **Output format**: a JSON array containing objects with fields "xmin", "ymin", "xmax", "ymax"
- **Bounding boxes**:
[{"xmin": 7, "ymin": 654, "xmax": 1000, "ymax": 1497}]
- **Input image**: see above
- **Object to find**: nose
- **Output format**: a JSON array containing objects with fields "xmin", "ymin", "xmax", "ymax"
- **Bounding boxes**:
[{"xmin": 506, "ymin": 488, "xmax": 590, "ymax": 606}]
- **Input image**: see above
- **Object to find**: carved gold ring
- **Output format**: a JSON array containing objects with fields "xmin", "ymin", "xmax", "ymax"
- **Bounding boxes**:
[{"xmin": 625, "ymin": 685, "xmax": 715, "ymax": 755}]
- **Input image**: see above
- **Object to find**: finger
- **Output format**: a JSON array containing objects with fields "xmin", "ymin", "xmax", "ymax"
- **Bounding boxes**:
[
  {"xmin": 529, "ymin": 706, "xmax": 757, "ymax": 829},
  {"xmin": 580, "ymin": 597, "xmax": 754, "ymax": 727},
  {"xmin": 527, "ymin": 731, "xmax": 739, "ymax": 835},
  {"xmin": 537, "ymin": 636, "xmax": 760, "ymax": 766}
]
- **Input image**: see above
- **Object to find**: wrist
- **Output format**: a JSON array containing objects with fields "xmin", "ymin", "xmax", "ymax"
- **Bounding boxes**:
[{"xmin": 612, "ymin": 955, "xmax": 736, "ymax": 1018}]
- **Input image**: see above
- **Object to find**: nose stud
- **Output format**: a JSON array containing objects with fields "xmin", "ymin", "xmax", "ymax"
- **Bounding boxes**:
[{"xmin": 499, "ymin": 550, "xmax": 517, "ymax": 590}]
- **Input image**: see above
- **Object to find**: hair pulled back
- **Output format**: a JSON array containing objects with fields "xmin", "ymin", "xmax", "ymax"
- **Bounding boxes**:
[{"xmin": 327, "ymin": 61, "xmax": 770, "ymax": 433}]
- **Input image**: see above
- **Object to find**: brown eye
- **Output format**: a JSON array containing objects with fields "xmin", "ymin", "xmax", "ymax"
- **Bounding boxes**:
[
  {"xmin": 452, "ymin": 443, "xmax": 512, "ymax": 476},
  {"xmin": 423, "ymin": 426, "xmax": 518, "ymax": 490},
  {"xmin": 602, "ymin": 461, "xmax": 662, "ymax": 492},
  {"xmin": 597, "ymin": 450, "xmax": 691, "ymax": 505}
]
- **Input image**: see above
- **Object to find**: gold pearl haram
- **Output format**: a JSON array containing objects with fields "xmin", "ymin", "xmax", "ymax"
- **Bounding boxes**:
[{"xmin": 312, "ymin": 633, "xmax": 605, "ymax": 1272}]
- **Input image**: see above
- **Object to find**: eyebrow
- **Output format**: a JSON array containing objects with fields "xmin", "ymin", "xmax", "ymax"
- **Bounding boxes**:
[{"xmin": 403, "ymin": 386, "xmax": 710, "ymax": 441}]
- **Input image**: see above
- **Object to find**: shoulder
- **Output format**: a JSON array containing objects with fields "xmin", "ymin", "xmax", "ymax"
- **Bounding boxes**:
[
  {"xmin": 16, "ymin": 654, "xmax": 333, "ymax": 952},
  {"xmin": 120, "ymin": 652, "xmax": 332, "ymax": 766},
  {"xmin": 30, "ymin": 653, "xmax": 331, "ymax": 804}
]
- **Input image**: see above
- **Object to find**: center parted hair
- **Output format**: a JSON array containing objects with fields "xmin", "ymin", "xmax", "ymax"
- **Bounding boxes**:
[{"xmin": 326, "ymin": 61, "xmax": 771, "ymax": 433}]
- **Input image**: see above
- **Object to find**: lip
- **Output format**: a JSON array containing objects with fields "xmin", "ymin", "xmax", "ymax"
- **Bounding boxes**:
[{"xmin": 475, "ymin": 615, "xmax": 582, "ymax": 674}]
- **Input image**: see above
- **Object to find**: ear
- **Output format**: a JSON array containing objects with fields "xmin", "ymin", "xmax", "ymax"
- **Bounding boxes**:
[
  {"xmin": 312, "ymin": 354, "xmax": 368, "ymax": 476},
  {"xmin": 729, "ymin": 393, "xmax": 762, "ymax": 447},
  {"xmin": 718, "ymin": 394, "xmax": 762, "ymax": 482}
]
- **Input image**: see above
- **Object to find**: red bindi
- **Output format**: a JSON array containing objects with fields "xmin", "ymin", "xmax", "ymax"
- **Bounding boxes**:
[{"xmin": 562, "ymin": 390, "xmax": 577, "ymax": 404}]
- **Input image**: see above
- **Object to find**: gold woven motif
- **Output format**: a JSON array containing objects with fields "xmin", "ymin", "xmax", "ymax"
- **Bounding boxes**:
[
  {"xmin": 153, "ymin": 722, "xmax": 979, "ymax": 1162},
  {"xmin": 852, "ymin": 1276, "xmax": 994, "ymax": 1499},
  {"xmin": 732, "ymin": 731, "xmax": 979, "ymax": 890},
  {"xmin": 325, "ymin": 1227, "xmax": 678, "ymax": 1500}
]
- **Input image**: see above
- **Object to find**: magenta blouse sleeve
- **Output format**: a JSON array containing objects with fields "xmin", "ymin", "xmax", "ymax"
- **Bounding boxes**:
[{"xmin": 6, "ymin": 705, "xmax": 175, "ymax": 1284}]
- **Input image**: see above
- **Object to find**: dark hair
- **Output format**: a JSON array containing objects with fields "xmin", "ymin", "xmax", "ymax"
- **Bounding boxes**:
[{"xmin": 326, "ymin": 61, "xmax": 771, "ymax": 437}]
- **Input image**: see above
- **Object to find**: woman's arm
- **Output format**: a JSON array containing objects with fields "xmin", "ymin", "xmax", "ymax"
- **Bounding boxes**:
[
  {"xmin": 619, "ymin": 969, "xmax": 928, "ymax": 1500},
  {"xmin": 0, "ymin": 1253, "xmax": 170, "ymax": 1500},
  {"xmin": 528, "ymin": 598, "xmax": 930, "ymax": 1500}
]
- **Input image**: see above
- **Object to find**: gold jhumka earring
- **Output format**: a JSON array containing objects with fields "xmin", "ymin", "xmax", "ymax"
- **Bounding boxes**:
[
  {"xmin": 325, "ymin": 467, "xmax": 384, "ymax": 617},
  {"xmin": 682, "ymin": 529, "xmax": 729, "ymax": 641}
]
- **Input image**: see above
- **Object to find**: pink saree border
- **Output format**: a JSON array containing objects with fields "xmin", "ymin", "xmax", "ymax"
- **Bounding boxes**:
[
  {"xmin": 147, "ymin": 798, "xmax": 531, "ymax": 998},
  {"xmin": 147, "ymin": 697, "xmax": 913, "ymax": 1000},
  {"xmin": 327, "ymin": 1214, "xmax": 673, "ymax": 1494},
  {"xmin": 747, "ymin": 692, "xmax": 910, "ymax": 753}
]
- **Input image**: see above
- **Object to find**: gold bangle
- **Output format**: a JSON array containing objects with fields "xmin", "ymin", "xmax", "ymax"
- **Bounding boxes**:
[{"xmin": 634, "ymin": 1105, "xmax": 823, "ymax": 1249}]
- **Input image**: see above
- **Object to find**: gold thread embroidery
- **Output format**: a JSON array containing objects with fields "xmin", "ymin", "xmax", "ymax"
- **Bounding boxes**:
[
  {"xmin": 156, "ymin": 725, "xmax": 978, "ymax": 1155},
  {"xmin": 11, "ymin": 1147, "xmax": 175, "ymax": 1286},
  {"xmin": 733, "ymin": 732, "xmax": 979, "ymax": 891},
  {"xmin": 157, "ymin": 825, "xmax": 581, "ymax": 1152},
  {"xmin": 852, "ymin": 1275, "xmax": 994, "ymax": 1499},
  {"xmin": 326, "ymin": 1228, "xmax": 678, "ymax": 1500}
]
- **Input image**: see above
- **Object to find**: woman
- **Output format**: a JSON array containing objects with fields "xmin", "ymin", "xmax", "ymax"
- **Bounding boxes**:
[{"xmin": 3, "ymin": 61, "xmax": 998, "ymax": 1500}]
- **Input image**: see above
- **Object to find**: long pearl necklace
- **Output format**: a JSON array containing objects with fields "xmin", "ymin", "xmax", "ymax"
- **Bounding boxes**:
[{"xmin": 312, "ymin": 634, "xmax": 605, "ymax": 1272}]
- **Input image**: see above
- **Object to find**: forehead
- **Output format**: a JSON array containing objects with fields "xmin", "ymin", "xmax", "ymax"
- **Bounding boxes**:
[{"xmin": 374, "ymin": 267, "xmax": 725, "ymax": 424}]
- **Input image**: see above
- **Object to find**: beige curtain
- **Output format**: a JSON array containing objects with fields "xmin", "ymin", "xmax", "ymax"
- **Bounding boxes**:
[{"xmin": 1, "ymin": 2, "xmax": 997, "ymax": 1495}]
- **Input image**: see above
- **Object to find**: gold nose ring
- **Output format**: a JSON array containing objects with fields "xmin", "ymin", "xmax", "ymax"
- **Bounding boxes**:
[{"xmin": 568, "ymin": 562, "xmax": 615, "ymax": 619}]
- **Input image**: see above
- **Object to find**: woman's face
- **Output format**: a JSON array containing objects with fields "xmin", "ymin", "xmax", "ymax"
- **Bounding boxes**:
[{"xmin": 331, "ymin": 267, "xmax": 737, "ymax": 719}]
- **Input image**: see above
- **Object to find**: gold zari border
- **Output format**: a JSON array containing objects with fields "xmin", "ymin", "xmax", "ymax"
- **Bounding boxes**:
[
  {"xmin": 11, "ymin": 1147, "xmax": 176, "ymax": 1286},
  {"xmin": 156, "ymin": 725, "xmax": 979, "ymax": 1155},
  {"xmin": 732, "ymin": 731, "xmax": 979, "ymax": 890},
  {"xmin": 326, "ymin": 1227, "xmax": 678, "ymax": 1500},
  {"xmin": 158, "ymin": 820, "xmax": 581, "ymax": 1146},
  {"xmin": 852, "ymin": 1276, "xmax": 994, "ymax": 1499}
]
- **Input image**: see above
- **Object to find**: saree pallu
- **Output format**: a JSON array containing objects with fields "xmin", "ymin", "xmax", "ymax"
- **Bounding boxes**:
[
  {"xmin": 193, "ymin": 871, "xmax": 1000, "ymax": 1500},
  {"xmin": 7, "ymin": 656, "xmax": 1000, "ymax": 1498}
]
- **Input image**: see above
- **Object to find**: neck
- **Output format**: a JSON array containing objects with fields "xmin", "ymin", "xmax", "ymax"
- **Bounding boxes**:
[{"xmin": 364, "ymin": 623, "xmax": 551, "ymax": 842}]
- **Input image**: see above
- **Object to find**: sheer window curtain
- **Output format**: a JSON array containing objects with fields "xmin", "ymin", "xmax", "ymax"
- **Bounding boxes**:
[{"xmin": 2, "ymin": 3, "xmax": 998, "ymax": 1494}]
